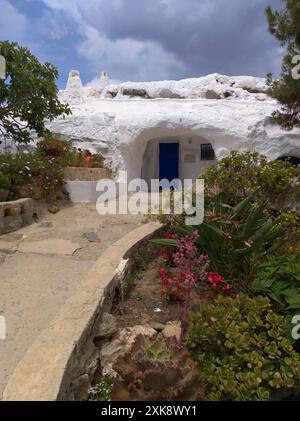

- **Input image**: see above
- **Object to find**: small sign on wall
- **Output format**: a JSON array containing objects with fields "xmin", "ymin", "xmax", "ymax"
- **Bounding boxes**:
[{"xmin": 184, "ymin": 153, "xmax": 196, "ymax": 163}]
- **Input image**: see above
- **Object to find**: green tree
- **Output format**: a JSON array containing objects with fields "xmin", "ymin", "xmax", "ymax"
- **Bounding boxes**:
[
  {"xmin": 266, "ymin": 0, "xmax": 300, "ymax": 129},
  {"xmin": 0, "ymin": 41, "xmax": 71, "ymax": 144}
]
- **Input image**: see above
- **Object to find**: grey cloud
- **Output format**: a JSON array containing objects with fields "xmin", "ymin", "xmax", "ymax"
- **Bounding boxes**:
[{"xmin": 77, "ymin": 0, "xmax": 283, "ymax": 79}]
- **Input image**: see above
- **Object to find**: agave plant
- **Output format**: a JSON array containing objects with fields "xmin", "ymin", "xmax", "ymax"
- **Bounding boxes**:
[
  {"xmin": 111, "ymin": 335, "xmax": 203, "ymax": 401},
  {"xmin": 153, "ymin": 188, "xmax": 286, "ymax": 283}
]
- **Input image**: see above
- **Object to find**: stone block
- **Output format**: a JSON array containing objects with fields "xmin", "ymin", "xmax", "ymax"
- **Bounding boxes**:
[{"xmin": 0, "ymin": 199, "xmax": 40, "ymax": 234}]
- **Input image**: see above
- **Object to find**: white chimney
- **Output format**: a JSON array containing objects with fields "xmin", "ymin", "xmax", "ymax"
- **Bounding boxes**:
[
  {"xmin": 62, "ymin": 70, "xmax": 84, "ymax": 104},
  {"xmin": 100, "ymin": 70, "xmax": 110, "ymax": 88},
  {"xmin": 66, "ymin": 70, "xmax": 83, "ymax": 91}
]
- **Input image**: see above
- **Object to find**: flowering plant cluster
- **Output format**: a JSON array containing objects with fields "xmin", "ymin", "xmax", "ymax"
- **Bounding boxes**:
[
  {"xmin": 159, "ymin": 232, "xmax": 210, "ymax": 301},
  {"xmin": 159, "ymin": 231, "xmax": 211, "ymax": 344},
  {"xmin": 159, "ymin": 268, "xmax": 185, "ymax": 302},
  {"xmin": 203, "ymin": 272, "xmax": 234, "ymax": 301},
  {"xmin": 75, "ymin": 149, "xmax": 106, "ymax": 168},
  {"xmin": 36, "ymin": 138, "xmax": 72, "ymax": 159},
  {"xmin": 0, "ymin": 151, "xmax": 65, "ymax": 200},
  {"xmin": 157, "ymin": 231, "xmax": 234, "ymax": 344},
  {"xmin": 160, "ymin": 233, "xmax": 177, "ymax": 265}
]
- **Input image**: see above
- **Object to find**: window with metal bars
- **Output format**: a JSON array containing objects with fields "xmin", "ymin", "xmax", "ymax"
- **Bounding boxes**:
[{"xmin": 200, "ymin": 144, "xmax": 215, "ymax": 160}]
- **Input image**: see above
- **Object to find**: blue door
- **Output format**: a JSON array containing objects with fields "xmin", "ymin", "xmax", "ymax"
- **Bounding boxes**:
[{"xmin": 159, "ymin": 143, "xmax": 179, "ymax": 184}]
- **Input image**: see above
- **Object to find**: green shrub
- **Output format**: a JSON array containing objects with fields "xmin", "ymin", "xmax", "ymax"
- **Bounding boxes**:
[
  {"xmin": 166, "ymin": 189, "xmax": 285, "ymax": 284},
  {"xmin": 277, "ymin": 210, "xmax": 300, "ymax": 253},
  {"xmin": 0, "ymin": 152, "xmax": 65, "ymax": 199},
  {"xmin": 252, "ymin": 254, "xmax": 300, "ymax": 338},
  {"xmin": 203, "ymin": 151, "xmax": 300, "ymax": 209},
  {"xmin": 186, "ymin": 294, "xmax": 300, "ymax": 401},
  {"xmin": 0, "ymin": 153, "xmax": 33, "ymax": 188},
  {"xmin": 111, "ymin": 335, "xmax": 203, "ymax": 401},
  {"xmin": 36, "ymin": 137, "xmax": 73, "ymax": 159}
]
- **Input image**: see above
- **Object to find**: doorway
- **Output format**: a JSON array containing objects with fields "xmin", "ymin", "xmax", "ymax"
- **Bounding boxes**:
[{"xmin": 159, "ymin": 143, "xmax": 179, "ymax": 183}]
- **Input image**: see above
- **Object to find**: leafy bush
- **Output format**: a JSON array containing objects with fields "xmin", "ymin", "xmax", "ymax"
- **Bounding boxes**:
[
  {"xmin": 252, "ymin": 254, "xmax": 300, "ymax": 335},
  {"xmin": 36, "ymin": 138, "xmax": 73, "ymax": 159},
  {"xmin": 0, "ymin": 152, "xmax": 65, "ymax": 200},
  {"xmin": 0, "ymin": 153, "xmax": 33, "ymax": 188},
  {"xmin": 277, "ymin": 210, "xmax": 300, "ymax": 253},
  {"xmin": 203, "ymin": 151, "xmax": 300, "ymax": 209},
  {"xmin": 111, "ymin": 335, "xmax": 203, "ymax": 401},
  {"xmin": 0, "ymin": 41, "xmax": 71, "ymax": 145},
  {"xmin": 167, "ymin": 189, "xmax": 285, "ymax": 284},
  {"xmin": 186, "ymin": 294, "xmax": 300, "ymax": 401},
  {"xmin": 0, "ymin": 173, "xmax": 10, "ymax": 190}
]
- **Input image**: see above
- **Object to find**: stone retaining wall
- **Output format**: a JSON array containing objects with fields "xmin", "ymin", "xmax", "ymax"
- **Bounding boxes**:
[
  {"xmin": 0, "ymin": 199, "xmax": 41, "ymax": 235},
  {"xmin": 3, "ymin": 222, "xmax": 162, "ymax": 401},
  {"xmin": 64, "ymin": 167, "xmax": 111, "ymax": 181},
  {"xmin": 64, "ymin": 167, "xmax": 114, "ymax": 203}
]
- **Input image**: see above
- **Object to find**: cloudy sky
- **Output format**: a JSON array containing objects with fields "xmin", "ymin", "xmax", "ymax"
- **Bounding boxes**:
[{"xmin": 0, "ymin": 0, "xmax": 283, "ymax": 88}]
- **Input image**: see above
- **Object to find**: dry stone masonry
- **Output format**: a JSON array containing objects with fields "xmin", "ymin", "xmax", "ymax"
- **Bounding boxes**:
[{"xmin": 0, "ymin": 199, "xmax": 40, "ymax": 235}]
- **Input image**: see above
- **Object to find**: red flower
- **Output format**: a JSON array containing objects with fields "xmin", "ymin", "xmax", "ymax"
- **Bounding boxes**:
[
  {"xmin": 208, "ymin": 272, "xmax": 224, "ymax": 283},
  {"xmin": 211, "ymin": 283, "xmax": 217, "ymax": 291},
  {"xmin": 166, "ymin": 233, "xmax": 177, "ymax": 239},
  {"xmin": 179, "ymin": 272, "xmax": 186, "ymax": 281},
  {"xmin": 159, "ymin": 268, "xmax": 167, "ymax": 276},
  {"xmin": 222, "ymin": 284, "xmax": 231, "ymax": 292}
]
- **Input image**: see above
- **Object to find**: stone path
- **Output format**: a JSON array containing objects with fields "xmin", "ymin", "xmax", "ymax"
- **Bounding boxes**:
[{"xmin": 0, "ymin": 203, "xmax": 143, "ymax": 398}]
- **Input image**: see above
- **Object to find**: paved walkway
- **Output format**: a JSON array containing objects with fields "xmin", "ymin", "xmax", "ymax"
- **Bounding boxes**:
[{"xmin": 0, "ymin": 203, "xmax": 143, "ymax": 398}]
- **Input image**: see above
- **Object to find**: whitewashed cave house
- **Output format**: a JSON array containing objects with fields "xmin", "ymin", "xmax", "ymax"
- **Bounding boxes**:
[{"xmin": 48, "ymin": 70, "xmax": 300, "ymax": 192}]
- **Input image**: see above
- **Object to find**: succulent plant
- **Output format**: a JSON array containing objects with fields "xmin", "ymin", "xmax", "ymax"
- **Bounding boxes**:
[
  {"xmin": 111, "ymin": 335, "xmax": 203, "ymax": 401},
  {"xmin": 186, "ymin": 294, "xmax": 300, "ymax": 401}
]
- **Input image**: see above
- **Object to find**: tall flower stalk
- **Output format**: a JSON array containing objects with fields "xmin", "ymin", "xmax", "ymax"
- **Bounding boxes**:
[
  {"xmin": 171, "ymin": 231, "xmax": 207, "ymax": 345},
  {"xmin": 157, "ymin": 231, "xmax": 231, "ymax": 345}
]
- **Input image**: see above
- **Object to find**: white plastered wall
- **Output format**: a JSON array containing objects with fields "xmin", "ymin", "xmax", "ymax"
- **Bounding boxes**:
[
  {"xmin": 141, "ymin": 134, "xmax": 216, "ymax": 187},
  {"xmin": 116, "ymin": 127, "xmax": 223, "ymax": 185}
]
